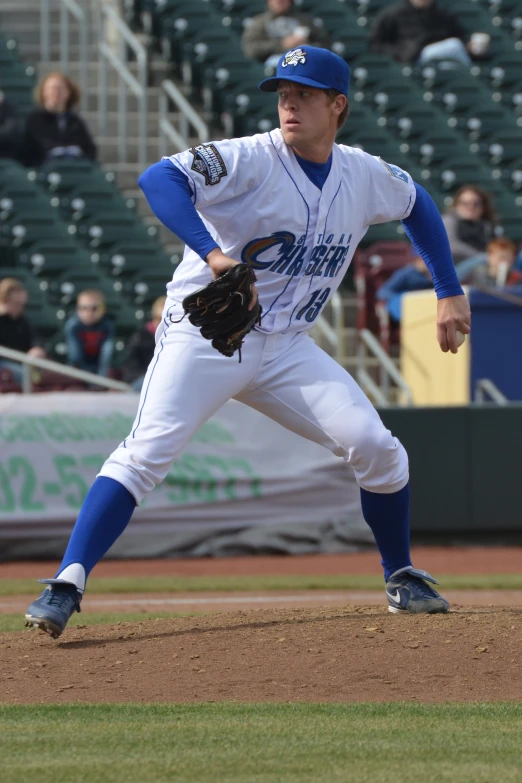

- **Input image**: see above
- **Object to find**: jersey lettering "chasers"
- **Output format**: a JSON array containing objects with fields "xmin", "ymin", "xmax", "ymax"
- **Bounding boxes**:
[{"xmin": 166, "ymin": 128, "xmax": 416, "ymax": 334}]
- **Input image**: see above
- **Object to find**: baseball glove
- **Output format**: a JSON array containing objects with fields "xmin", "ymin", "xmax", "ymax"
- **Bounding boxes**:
[{"xmin": 181, "ymin": 264, "xmax": 262, "ymax": 360}]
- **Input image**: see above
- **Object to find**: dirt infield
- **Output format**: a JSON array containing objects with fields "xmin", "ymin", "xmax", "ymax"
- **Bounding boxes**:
[
  {"xmin": 2, "ymin": 548, "xmax": 521, "ymax": 705},
  {"xmin": 2, "ymin": 606, "xmax": 521, "ymax": 704},
  {"xmin": 1, "ymin": 546, "xmax": 522, "ymax": 579}
]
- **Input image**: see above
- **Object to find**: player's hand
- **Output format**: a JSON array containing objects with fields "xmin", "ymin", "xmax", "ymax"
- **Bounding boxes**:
[
  {"xmin": 437, "ymin": 294, "xmax": 471, "ymax": 354},
  {"xmin": 206, "ymin": 249, "xmax": 259, "ymax": 311}
]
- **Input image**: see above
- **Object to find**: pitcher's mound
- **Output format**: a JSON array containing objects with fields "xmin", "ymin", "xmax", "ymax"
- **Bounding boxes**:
[{"xmin": 2, "ymin": 606, "xmax": 521, "ymax": 704}]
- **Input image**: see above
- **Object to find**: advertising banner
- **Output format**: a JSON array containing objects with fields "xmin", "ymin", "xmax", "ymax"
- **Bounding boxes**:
[{"xmin": 0, "ymin": 394, "xmax": 369, "ymax": 556}]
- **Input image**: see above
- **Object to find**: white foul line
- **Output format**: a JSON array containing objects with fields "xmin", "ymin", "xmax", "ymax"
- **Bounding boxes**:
[{"xmin": 0, "ymin": 593, "xmax": 381, "ymax": 610}]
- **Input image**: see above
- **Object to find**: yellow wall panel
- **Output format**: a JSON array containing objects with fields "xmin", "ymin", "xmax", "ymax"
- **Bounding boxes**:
[{"xmin": 400, "ymin": 289, "xmax": 470, "ymax": 405}]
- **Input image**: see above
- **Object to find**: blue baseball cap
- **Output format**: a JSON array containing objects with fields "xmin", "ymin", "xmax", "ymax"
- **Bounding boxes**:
[{"xmin": 259, "ymin": 46, "xmax": 350, "ymax": 97}]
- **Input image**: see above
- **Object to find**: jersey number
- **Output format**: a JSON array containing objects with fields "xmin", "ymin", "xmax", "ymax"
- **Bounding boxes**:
[{"xmin": 296, "ymin": 288, "xmax": 331, "ymax": 323}]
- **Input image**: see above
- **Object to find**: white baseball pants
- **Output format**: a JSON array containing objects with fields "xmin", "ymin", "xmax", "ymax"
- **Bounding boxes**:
[{"xmin": 100, "ymin": 299, "xmax": 409, "ymax": 503}]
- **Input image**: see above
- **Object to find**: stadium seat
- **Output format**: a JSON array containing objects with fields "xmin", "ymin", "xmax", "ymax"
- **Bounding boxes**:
[{"xmin": 354, "ymin": 240, "xmax": 412, "ymax": 338}]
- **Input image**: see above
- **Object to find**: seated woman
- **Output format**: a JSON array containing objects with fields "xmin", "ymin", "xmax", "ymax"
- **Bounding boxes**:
[
  {"xmin": 442, "ymin": 185, "xmax": 496, "ymax": 265},
  {"xmin": 21, "ymin": 71, "xmax": 97, "ymax": 168}
]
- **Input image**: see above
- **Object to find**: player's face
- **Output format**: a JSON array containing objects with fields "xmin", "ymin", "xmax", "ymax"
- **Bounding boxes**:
[{"xmin": 278, "ymin": 82, "xmax": 341, "ymax": 155}]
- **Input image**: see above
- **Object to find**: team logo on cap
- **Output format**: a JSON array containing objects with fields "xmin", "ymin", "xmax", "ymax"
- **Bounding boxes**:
[{"xmin": 282, "ymin": 48, "xmax": 307, "ymax": 67}]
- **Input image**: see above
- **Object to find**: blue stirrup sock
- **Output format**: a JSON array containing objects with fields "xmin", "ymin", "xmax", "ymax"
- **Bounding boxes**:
[
  {"xmin": 55, "ymin": 477, "xmax": 136, "ymax": 591},
  {"xmin": 360, "ymin": 483, "xmax": 412, "ymax": 582}
]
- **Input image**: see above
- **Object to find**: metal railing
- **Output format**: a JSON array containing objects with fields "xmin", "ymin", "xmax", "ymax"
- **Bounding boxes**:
[
  {"xmin": 40, "ymin": 0, "xmax": 88, "ymax": 105},
  {"xmin": 0, "ymin": 346, "xmax": 131, "ymax": 394},
  {"xmin": 313, "ymin": 292, "xmax": 345, "ymax": 365},
  {"xmin": 475, "ymin": 378, "xmax": 508, "ymax": 405},
  {"xmin": 357, "ymin": 329, "xmax": 413, "ymax": 407},
  {"xmin": 94, "ymin": 0, "xmax": 148, "ymax": 167},
  {"xmin": 159, "ymin": 80, "xmax": 209, "ymax": 157}
]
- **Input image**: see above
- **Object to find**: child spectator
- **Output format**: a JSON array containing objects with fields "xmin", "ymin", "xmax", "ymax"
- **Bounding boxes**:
[
  {"xmin": 122, "ymin": 295, "xmax": 166, "ymax": 391},
  {"xmin": 457, "ymin": 238, "xmax": 522, "ymax": 288},
  {"xmin": 0, "ymin": 278, "xmax": 45, "ymax": 383},
  {"xmin": 443, "ymin": 186, "xmax": 496, "ymax": 264},
  {"xmin": 21, "ymin": 72, "xmax": 97, "ymax": 168},
  {"xmin": 376, "ymin": 253, "xmax": 433, "ymax": 324},
  {"xmin": 65, "ymin": 290, "xmax": 114, "ymax": 377},
  {"xmin": 370, "ymin": 0, "xmax": 489, "ymax": 67},
  {"xmin": 242, "ymin": 0, "xmax": 330, "ymax": 67}
]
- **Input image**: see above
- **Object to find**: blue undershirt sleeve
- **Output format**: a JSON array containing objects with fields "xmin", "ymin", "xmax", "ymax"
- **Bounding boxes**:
[
  {"xmin": 401, "ymin": 183, "xmax": 464, "ymax": 300},
  {"xmin": 138, "ymin": 159, "xmax": 219, "ymax": 262}
]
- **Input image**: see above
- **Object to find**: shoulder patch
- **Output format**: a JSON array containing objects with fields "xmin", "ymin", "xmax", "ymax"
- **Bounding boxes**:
[
  {"xmin": 189, "ymin": 143, "xmax": 227, "ymax": 186},
  {"xmin": 380, "ymin": 159, "xmax": 409, "ymax": 184}
]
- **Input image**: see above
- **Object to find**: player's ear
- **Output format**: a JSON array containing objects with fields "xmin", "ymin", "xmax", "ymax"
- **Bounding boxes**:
[{"xmin": 334, "ymin": 94, "xmax": 347, "ymax": 117}]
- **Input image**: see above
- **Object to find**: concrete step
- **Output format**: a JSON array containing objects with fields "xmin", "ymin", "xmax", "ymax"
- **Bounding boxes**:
[
  {"xmin": 97, "ymin": 137, "xmax": 162, "ymax": 166},
  {"xmin": 36, "ymin": 59, "xmax": 169, "ymax": 86},
  {"xmin": 108, "ymin": 162, "xmax": 150, "ymax": 191},
  {"xmin": 83, "ymin": 111, "xmax": 164, "ymax": 138}
]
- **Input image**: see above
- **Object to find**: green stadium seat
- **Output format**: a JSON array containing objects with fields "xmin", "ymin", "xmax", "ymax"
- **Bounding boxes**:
[
  {"xmin": 1, "ymin": 212, "xmax": 75, "ymax": 250},
  {"xmin": 0, "ymin": 188, "xmax": 58, "ymax": 223},
  {"xmin": 58, "ymin": 184, "xmax": 136, "ymax": 226},
  {"xmin": 100, "ymin": 242, "xmax": 179, "ymax": 278},
  {"xmin": 38, "ymin": 159, "xmax": 117, "ymax": 195},
  {"xmin": 17, "ymin": 241, "xmax": 95, "ymax": 278},
  {"xmin": 459, "ymin": 107, "xmax": 518, "ymax": 140},
  {"xmin": 126, "ymin": 269, "xmax": 169, "ymax": 306},
  {"xmin": 351, "ymin": 54, "xmax": 405, "ymax": 90},
  {"xmin": 48, "ymin": 269, "xmax": 121, "ymax": 311},
  {"xmin": 75, "ymin": 214, "xmax": 160, "ymax": 252}
]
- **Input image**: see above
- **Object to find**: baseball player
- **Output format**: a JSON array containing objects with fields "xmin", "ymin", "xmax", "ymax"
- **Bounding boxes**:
[{"xmin": 25, "ymin": 46, "xmax": 470, "ymax": 638}]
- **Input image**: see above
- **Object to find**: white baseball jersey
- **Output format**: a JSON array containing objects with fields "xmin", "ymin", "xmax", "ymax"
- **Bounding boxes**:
[
  {"xmin": 99, "ymin": 129, "xmax": 412, "ymax": 506},
  {"xmin": 166, "ymin": 128, "xmax": 416, "ymax": 333}
]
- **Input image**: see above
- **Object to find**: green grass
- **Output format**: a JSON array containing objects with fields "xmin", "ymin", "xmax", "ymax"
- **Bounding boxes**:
[
  {"xmin": 0, "ymin": 611, "xmax": 198, "ymax": 634},
  {"xmin": 2, "ymin": 572, "xmax": 522, "ymax": 597},
  {"xmin": 1, "ymin": 703, "xmax": 522, "ymax": 783}
]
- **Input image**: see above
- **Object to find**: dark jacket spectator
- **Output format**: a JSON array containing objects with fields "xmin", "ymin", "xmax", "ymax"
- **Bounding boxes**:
[
  {"xmin": 122, "ymin": 295, "xmax": 166, "ymax": 391},
  {"xmin": 0, "ymin": 92, "xmax": 20, "ymax": 159},
  {"xmin": 442, "ymin": 186, "xmax": 496, "ymax": 264},
  {"xmin": 65, "ymin": 289, "xmax": 114, "ymax": 377},
  {"xmin": 0, "ymin": 277, "xmax": 45, "ymax": 383},
  {"xmin": 370, "ymin": 0, "xmax": 474, "ymax": 65},
  {"xmin": 242, "ymin": 0, "xmax": 330, "ymax": 64},
  {"xmin": 22, "ymin": 71, "xmax": 96, "ymax": 168},
  {"xmin": 376, "ymin": 256, "xmax": 432, "ymax": 323}
]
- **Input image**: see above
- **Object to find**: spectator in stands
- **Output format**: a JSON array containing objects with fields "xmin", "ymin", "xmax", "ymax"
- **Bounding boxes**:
[
  {"xmin": 370, "ymin": 0, "xmax": 490, "ymax": 67},
  {"xmin": 457, "ymin": 238, "xmax": 522, "ymax": 288},
  {"xmin": 442, "ymin": 185, "xmax": 496, "ymax": 265},
  {"xmin": 376, "ymin": 251, "xmax": 433, "ymax": 324},
  {"xmin": 0, "ymin": 278, "xmax": 45, "ymax": 383},
  {"xmin": 21, "ymin": 72, "xmax": 97, "ymax": 168},
  {"xmin": 0, "ymin": 91, "xmax": 20, "ymax": 159},
  {"xmin": 122, "ymin": 295, "xmax": 166, "ymax": 391},
  {"xmin": 65, "ymin": 289, "xmax": 114, "ymax": 378},
  {"xmin": 242, "ymin": 0, "xmax": 330, "ymax": 68}
]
